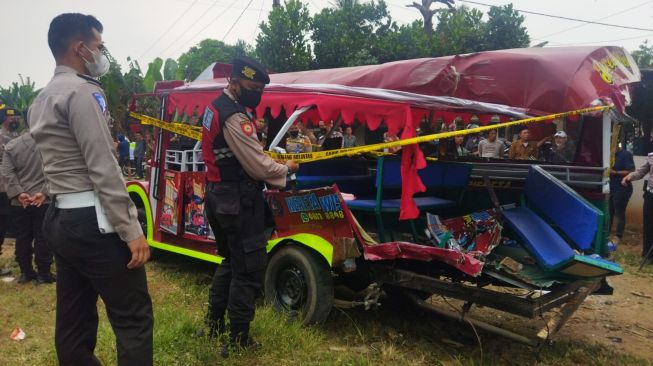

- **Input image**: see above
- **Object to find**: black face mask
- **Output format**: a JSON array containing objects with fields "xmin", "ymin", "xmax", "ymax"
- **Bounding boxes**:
[
  {"xmin": 8, "ymin": 121, "xmax": 19, "ymax": 131},
  {"xmin": 320, "ymin": 128, "xmax": 327, "ymax": 135},
  {"xmin": 238, "ymin": 84, "xmax": 263, "ymax": 109},
  {"xmin": 289, "ymin": 131, "xmax": 299, "ymax": 138}
]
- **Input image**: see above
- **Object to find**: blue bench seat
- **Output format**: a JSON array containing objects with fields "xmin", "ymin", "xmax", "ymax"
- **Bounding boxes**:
[
  {"xmin": 347, "ymin": 197, "xmax": 456, "ymax": 212},
  {"xmin": 501, "ymin": 166, "xmax": 623, "ymax": 277}
]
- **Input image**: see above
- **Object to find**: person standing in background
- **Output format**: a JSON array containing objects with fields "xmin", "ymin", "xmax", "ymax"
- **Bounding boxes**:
[
  {"xmin": 134, "ymin": 132, "xmax": 145, "ymax": 179},
  {"xmin": 622, "ymin": 151, "xmax": 653, "ymax": 264},
  {"xmin": 609, "ymin": 143, "xmax": 635, "ymax": 244},
  {"xmin": 0, "ymin": 106, "xmax": 21, "ymax": 276},
  {"xmin": 1, "ymin": 128, "xmax": 55, "ymax": 284},
  {"xmin": 343, "ymin": 126, "xmax": 357, "ymax": 148}
]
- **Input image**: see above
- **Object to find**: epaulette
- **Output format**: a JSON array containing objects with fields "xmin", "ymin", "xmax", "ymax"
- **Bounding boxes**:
[{"xmin": 76, "ymin": 73, "xmax": 103, "ymax": 87}]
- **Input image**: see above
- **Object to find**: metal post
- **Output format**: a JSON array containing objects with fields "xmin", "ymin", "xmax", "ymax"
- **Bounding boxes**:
[{"xmin": 602, "ymin": 111, "xmax": 611, "ymax": 194}]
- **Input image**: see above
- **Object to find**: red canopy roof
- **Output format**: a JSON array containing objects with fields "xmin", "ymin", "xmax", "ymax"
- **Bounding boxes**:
[{"xmin": 265, "ymin": 46, "xmax": 640, "ymax": 114}]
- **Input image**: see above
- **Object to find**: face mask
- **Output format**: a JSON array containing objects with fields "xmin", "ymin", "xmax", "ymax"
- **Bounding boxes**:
[
  {"xmin": 8, "ymin": 121, "xmax": 19, "ymax": 131},
  {"xmin": 320, "ymin": 128, "xmax": 327, "ymax": 134},
  {"xmin": 238, "ymin": 84, "xmax": 263, "ymax": 109},
  {"xmin": 289, "ymin": 130, "xmax": 299, "ymax": 138},
  {"xmin": 82, "ymin": 45, "xmax": 110, "ymax": 78}
]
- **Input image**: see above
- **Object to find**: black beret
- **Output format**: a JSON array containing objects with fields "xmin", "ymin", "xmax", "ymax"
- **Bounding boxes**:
[{"xmin": 232, "ymin": 56, "xmax": 270, "ymax": 84}]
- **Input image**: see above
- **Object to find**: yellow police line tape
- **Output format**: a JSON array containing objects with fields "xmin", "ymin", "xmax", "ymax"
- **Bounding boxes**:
[
  {"xmin": 131, "ymin": 105, "xmax": 611, "ymax": 164},
  {"xmin": 131, "ymin": 112, "xmax": 203, "ymax": 141}
]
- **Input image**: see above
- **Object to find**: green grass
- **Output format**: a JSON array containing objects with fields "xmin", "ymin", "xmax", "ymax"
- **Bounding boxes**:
[{"xmin": 1, "ymin": 244, "xmax": 652, "ymax": 365}]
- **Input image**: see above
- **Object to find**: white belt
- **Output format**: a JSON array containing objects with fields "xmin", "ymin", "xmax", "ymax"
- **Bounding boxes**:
[{"xmin": 55, "ymin": 191, "xmax": 95, "ymax": 209}]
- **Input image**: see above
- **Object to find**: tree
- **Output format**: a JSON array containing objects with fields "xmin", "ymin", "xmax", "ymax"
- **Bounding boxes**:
[
  {"xmin": 175, "ymin": 39, "xmax": 252, "ymax": 81},
  {"xmin": 632, "ymin": 40, "xmax": 653, "ymax": 69},
  {"xmin": 375, "ymin": 20, "xmax": 434, "ymax": 63},
  {"xmin": 311, "ymin": 0, "xmax": 393, "ymax": 68},
  {"xmin": 485, "ymin": 4, "xmax": 530, "ymax": 50},
  {"xmin": 255, "ymin": 0, "xmax": 312, "ymax": 72},
  {"xmin": 407, "ymin": 0, "xmax": 454, "ymax": 36},
  {"xmin": 143, "ymin": 57, "xmax": 164, "ymax": 92},
  {"xmin": 433, "ymin": 5, "xmax": 486, "ymax": 55},
  {"xmin": 163, "ymin": 58, "xmax": 179, "ymax": 80},
  {"xmin": 0, "ymin": 75, "xmax": 41, "ymax": 113}
]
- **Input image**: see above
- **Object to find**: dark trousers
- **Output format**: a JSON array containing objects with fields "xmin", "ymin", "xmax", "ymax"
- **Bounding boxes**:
[
  {"xmin": 135, "ymin": 156, "xmax": 144, "ymax": 178},
  {"xmin": 0, "ymin": 192, "xmax": 10, "ymax": 253},
  {"xmin": 205, "ymin": 180, "xmax": 267, "ymax": 330},
  {"xmin": 644, "ymin": 191, "xmax": 653, "ymax": 259},
  {"xmin": 609, "ymin": 188, "xmax": 633, "ymax": 239},
  {"xmin": 46, "ymin": 205, "xmax": 153, "ymax": 366},
  {"xmin": 14, "ymin": 204, "xmax": 52, "ymax": 276}
]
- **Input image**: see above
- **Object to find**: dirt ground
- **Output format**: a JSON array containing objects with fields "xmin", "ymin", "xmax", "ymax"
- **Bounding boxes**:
[{"xmin": 560, "ymin": 231, "xmax": 653, "ymax": 359}]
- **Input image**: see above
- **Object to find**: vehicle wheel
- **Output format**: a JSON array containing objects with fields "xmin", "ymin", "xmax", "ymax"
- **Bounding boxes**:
[{"xmin": 265, "ymin": 245, "xmax": 334, "ymax": 325}]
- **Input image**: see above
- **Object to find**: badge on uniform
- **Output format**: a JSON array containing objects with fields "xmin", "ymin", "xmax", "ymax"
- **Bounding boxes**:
[
  {"xmin": 92, "ymin": 92, "xmax": 107, "ymax": 113},
  {"xmin": 240, "ymin": 119, "xmax": 254, "ymax": 137},
  {"xmin": 203, "ymin": 106, "xmax": 214, "ymax": 131}
]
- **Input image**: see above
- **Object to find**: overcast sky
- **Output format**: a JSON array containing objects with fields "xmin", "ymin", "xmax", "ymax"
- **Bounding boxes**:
[{"xmin": 2, "ymin": 0, "xmax": 652, "ymax": 88}]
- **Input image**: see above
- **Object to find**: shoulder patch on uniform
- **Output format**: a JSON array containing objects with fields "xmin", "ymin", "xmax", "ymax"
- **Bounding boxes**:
[
  {"xmin": 240, "ymin": 119, "xmax": 254, "ymax": 137},
  {"xmin": 92, "ymin": 92, "xmax": 107, "ymax": 113},
  {"xmin": 203, "ymin": 106, "xmax": 214, "ymax": 131}
]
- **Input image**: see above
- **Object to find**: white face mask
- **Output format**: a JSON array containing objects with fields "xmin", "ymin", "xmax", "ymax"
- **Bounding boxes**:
[{"xmin": 82, "ymin": 45, "xmax": 110, "ymax": 78}]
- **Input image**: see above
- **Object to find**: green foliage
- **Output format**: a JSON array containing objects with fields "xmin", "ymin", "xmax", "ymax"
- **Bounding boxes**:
[
  {"xmin": 163, "ymin": 58, "xmax": 179, "ymax": 80},
  {"xmin": 433, "ymin": 6, "xmax": 487, "ymax": 55},
  {"xmin": 124, "ymin": 57, "xmax": 146, "ymax": 94},
  {"xmin": 375, "ymin": 20, "xmax": 434, "ymax": 63},
  {"xmin": 256, "ymin": 0, "xmax": 312, "ymax": 72},
  {"xmin": 99, "ymin": 57, "xmax": 130, "ymax": 126},
  {"xmin": 485, "ymin": 4, "xmax": 530, "ymax": 50},
  {"xmin": 175, "ymin": 39, "xmax": 252, "ymax": 81},
  {"xmin": 632, "ymin": 40, "xmax": 653, "ymax": 69},
  {"xmin": 0, "ymin": 75, "xmax": 41, "ymax": 113},
  {"xmin": 311, "ymin": 0, "xmax": 393, "ymax": 68},
  {"xmin": 143, "ymin": 57, "xmax": 164, "ymax": 92}
]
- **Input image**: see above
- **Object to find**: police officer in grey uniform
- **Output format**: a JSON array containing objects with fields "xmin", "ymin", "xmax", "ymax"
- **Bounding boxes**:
[
  {"xmin": 623, "ymin": 151, "xmax": 653, "ymax": 264},
  {"xmin": 1, "ymin": 121, "xmax": 54, "ymax": 284},
  {"xmin": 28, "ymin": 13, "xmax": 153, "ymax": 366},
  {"xmin": 0, "ymin": 106, "xmax": 20, "ymax": 265},
  {"xmin": 201, "ymin": 57, "xmax": 298, "ymax": 356}
]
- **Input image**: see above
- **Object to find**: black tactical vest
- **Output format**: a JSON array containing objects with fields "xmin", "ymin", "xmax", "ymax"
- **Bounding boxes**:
[{"xmin": 212, "ymin": 93, "xmax": 246, "ymax": 182}]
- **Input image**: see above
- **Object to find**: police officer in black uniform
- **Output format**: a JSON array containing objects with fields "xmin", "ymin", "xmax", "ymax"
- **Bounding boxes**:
[{"xmin": 201, "ymin": 57, "xmax": 298, "ymax": 356}]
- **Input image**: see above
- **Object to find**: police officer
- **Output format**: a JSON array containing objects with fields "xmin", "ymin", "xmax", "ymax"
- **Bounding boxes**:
[
  {"xmin": 28, "ymin": 13, "xmax": 153, "ymax": 365},
  {"xmin": 285, "ymin": 123, "xmax": 312, "ymax": 153},
  {"xmin": 0, "ymin": 105, "xmax": 20, "ymax": 267},
  {"xmin": 1, "ymin": 121, "xmax": 54, "ymax": 284},
  {"xmin": 201, "ymin": 56, "xmax": 298, "ymax": 356},
  {"xmin": 623, "ymin": 151, "xmax": 653, "ymax": 264}
]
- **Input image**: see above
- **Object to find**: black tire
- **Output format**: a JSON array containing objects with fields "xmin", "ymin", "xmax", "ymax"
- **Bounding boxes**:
[{"xmin": 265, "ymin": 245, "xmax": 334, "ymax": 325}]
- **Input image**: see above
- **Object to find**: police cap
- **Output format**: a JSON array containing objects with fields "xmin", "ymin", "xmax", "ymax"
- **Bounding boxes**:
[
  {"xmin": 0, "ymin": 104, "xmax": 21, "ymax": 124},
  {"xmin": 232, "ymin": 56, "xmax": 270, "ymax": 84}
]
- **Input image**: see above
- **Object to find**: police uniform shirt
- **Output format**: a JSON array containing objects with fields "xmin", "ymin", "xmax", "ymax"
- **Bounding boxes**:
[
  {"xmin": 28, "ymin": 65, "xmax": 142, "ymax": 243},
  {"xmin": 0, "ymin": 133, "xmax": 49, "ymax": 206},
  {"xmin": 220, "ymin": 89, "xmax": 288, "ymax": 188},
  {"xmin": 629, "ymin": 152, "xmax": 653, "ymax": 194},
  {"xmin": 0, "ymin": 129, "xmax": 19, "ymax": 193}
]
